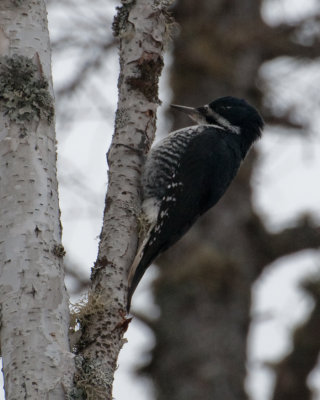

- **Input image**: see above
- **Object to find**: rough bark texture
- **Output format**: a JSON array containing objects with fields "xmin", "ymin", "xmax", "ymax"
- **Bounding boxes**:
[
  {"xmin": 73, "ymin": 1, "xmax": 171, "ymax": 398},
  {"xmin": 0, "ymin": 1, "xmax": 74, "ymax": 399},
  {"xmin": 140, "ymin": 1, "xmax": 320, "ymax": 400}
]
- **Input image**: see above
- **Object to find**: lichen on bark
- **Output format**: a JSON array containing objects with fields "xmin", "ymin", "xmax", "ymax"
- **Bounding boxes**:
[{"xmin": 0, "ymin": 54, "xmax": 54, "ymax": 124}]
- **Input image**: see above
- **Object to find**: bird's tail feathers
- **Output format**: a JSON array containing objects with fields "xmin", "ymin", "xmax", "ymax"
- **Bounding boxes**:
[{"xmin": 127, "ymin": 226, "xmax": 154, "ymax": 312}]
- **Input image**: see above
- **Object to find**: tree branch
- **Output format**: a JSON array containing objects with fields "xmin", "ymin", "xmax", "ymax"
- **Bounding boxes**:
[
  {"xmin": 263, "ymin": 112, "xmax": 304, "ymax": 131},
  {"xmin": 56, "ymin": 39, "xmax": 117, "ymax": 97},
  {"xmin": 72, "ymin": 1, "xmax": 172, "ymax": 398},
  {"xmin": 270, "ymin": 278, "xmax": 320, "ymax": 400},
  {"xmin": 245, "ymin": 214, "xmax": 320, "ymax": 272},
  {"xmin": 260, "ymin": 21, "xmax": 320, "ymax": 61}
]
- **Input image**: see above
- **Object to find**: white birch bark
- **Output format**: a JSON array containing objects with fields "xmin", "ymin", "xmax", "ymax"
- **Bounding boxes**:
[
  {"xmin": 0, "ymin": 1, "xmax": 74, "ymax": 398},
  {"xmin": 74, "ymin": 0, "xmax": 172, "ymax": 398}
]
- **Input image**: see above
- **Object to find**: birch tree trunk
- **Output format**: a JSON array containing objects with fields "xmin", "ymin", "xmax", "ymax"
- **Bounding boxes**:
[
  {"xmin": 0, "ymin": 1, "xmax": 74, "ymax": 398},
  {"xmin": 73, "ymin": 0, "xmax": 171, "ymax": 398}
]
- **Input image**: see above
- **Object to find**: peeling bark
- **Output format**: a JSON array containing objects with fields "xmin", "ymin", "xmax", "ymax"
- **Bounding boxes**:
[
  {"xmin": 0, "ymin": 1, "xmax": 74, "ymax": 399},
  {"xmin": 73, "ymin": 1, "xmax": 171, "ymax": 398}
]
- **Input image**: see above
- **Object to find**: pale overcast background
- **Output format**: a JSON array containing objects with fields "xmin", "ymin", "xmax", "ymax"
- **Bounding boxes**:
[{"xmin": 1, "ymin": 0, "xmax": 320, "ymax": 399}]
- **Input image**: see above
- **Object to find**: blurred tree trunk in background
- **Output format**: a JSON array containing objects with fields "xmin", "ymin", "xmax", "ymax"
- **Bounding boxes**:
[{"xmin": 141, "ymin": 1, "xmax": 320, "ymax": 400}]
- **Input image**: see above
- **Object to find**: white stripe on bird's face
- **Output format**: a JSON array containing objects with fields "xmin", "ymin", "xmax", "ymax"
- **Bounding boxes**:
[{"xmin": 204, "ymin": 105, "xmax": 241, "ymax": 135}]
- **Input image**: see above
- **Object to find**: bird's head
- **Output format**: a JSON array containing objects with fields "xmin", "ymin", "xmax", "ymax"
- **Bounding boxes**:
[{"xmin": 171, "ymin": 96, "xmax": 264, "ymax": 150}]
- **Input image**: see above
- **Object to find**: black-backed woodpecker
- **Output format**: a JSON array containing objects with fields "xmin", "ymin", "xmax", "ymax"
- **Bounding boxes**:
[{"xmin": 127, "ymin": 96, "xmax": 264, "ymax": 311}]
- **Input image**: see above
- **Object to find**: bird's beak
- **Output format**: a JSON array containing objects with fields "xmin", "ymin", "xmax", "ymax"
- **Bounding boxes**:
[
  {"xmin": 171, "ymin": 104, "xmax": 198, "ymax": 117},
  {"xmin": 170, "ymin": 104, "xmax": 204, "ymax": 124}
]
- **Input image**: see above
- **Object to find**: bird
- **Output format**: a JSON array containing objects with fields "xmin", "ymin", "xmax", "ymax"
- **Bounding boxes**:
[{"xmin": 127, "ymin": 96, "xmax": 264, "ymax": 311}]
